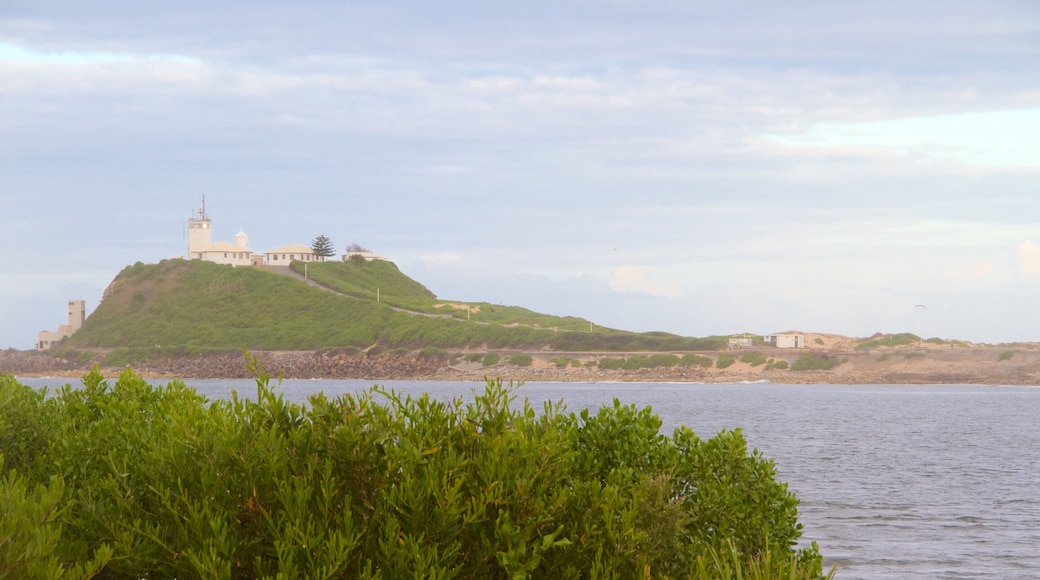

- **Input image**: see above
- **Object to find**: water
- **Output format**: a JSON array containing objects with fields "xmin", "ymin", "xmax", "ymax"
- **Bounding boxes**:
[{"xmin": 19, "ymin": 377, "xmax": 1040, "ymax": 579}]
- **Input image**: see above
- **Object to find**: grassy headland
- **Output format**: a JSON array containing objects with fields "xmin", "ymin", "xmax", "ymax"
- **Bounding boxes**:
[{"xmin": 64, "ymin": 259, "xmax": 726, "ymax": 364}]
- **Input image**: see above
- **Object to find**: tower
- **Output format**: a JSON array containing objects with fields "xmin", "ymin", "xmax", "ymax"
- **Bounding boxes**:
[
  {"xmin": 187, "ymin": 196, "xmax": 212, "ymax": 258},
  {"xmin": 67, "ymin": 300, "xmax": 85, "ymax": 332}
]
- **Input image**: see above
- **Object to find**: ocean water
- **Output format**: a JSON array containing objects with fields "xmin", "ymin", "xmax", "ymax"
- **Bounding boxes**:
[{"xmin": 19, "ymin": 377, "xmax": 1040, "ymax": 579}]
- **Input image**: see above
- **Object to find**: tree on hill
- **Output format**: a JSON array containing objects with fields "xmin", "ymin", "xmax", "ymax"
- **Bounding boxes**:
[{"xmin": 311, "ymin": 235, "xmax": 335, "ymax": 262}]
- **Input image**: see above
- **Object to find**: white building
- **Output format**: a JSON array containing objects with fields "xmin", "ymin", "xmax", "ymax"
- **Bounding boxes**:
[
  {"xmin": 728, "ymin": 337, "xmax": 754, "ymax": 349},
  {"xmin": 763, "ymin": 334, "xmax": 805, "ymax": 348},
  {"xmin": 186, "ymin": 197, "xmax": 254, "ymax": 266},
  {"xmin": 37, "ymin": 300, "xmax": 85, "ymax": 350},
  {"xmin": 265, "ymin": 243, "xmax": 318, "ymax": 264}
]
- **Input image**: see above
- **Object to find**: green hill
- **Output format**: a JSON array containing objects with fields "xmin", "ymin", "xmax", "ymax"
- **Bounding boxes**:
[{"xmin": 65, "ymin": 259, "xmax": 726, "ymax": 359}]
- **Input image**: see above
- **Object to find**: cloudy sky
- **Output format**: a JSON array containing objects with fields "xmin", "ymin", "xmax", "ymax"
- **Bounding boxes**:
[{"xmin": 3, "ymin": 1, "xmax": 1039, "ymax": 349}]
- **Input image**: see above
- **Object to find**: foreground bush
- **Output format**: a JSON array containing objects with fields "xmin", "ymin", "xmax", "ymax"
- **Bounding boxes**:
[{"xmin": 0, "ymin": 362, "xmax": 831, "ymax": 579}]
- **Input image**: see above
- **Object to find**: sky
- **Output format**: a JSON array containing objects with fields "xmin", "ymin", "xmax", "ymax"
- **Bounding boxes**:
[{"xmin": 3, "ymin": 0, "xmax": 1040, "ymax": 349}]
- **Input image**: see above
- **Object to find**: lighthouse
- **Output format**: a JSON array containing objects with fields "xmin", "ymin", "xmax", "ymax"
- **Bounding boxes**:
[{"xmin": 187, "ymin": 196, "xmax": 212, "ymax": 259}]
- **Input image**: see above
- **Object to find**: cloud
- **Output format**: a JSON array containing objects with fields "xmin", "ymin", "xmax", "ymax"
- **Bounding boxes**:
[
  {"xmin": 1017, "ymin": 241, "xmax": 1040, "ymax": 278},
  {"xmin": 764, "ymin": 109, "xmax": 1040, "ymax": 169},
  {"xmin": 608, "ymin": 266, "xmax": 683, "ymax": 298}
]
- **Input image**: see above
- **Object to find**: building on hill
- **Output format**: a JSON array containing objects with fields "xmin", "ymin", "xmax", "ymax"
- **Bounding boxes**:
[
  {"xmin": 728, "ymin": 337, "xmax": 754, "ymax": 349},
  {"xmin": 763, "ymin": 334, "xmax": 805, "ymax": 348},
  {"xmin": 37, "ymin": 300, "xmax": 85, "ymax": 350},
  {"xmin": 184, "ymin": 198, "xmax": 374, "ymax": 267},
  {"xmin": 265, "ymin": 243, "xmax": 318, "ymax": 264},
  {"xmin": 342, "ymin": 249, "xmax": 388, "ymax": 262},
  {"xmin": 186, "ymin": 197, "xmax": 253, "ymax": 266}
]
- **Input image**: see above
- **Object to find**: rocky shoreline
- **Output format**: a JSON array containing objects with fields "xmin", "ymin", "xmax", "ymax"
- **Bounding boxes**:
[{"xmin": 5, "ymin": 347, "xmax": 1040, "ymax": 386}]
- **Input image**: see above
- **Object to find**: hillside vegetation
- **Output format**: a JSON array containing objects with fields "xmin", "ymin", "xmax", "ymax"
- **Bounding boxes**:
[
  {"xmin": 67, "ymin": 260, "xmax": 727, "ymax": 356},
  {"xmin": 292, "ymin": 260, "xmax": 595, "ymax": 332}
]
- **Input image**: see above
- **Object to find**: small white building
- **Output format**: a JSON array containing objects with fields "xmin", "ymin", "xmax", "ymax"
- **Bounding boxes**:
[
  {"xmin": 265, "ymin": 243, "xmax": 318, "ymax": 264},
  {"xmin": 728, "ymin": 337, "xmax": 754, "ymax": 349},
  {"xmin": 763, "ymin": 334, "xmax": 805, "ymax": 348},
  {"xmin": 37, "ymin": 300, "xmax": 85, "ymax": 350}
]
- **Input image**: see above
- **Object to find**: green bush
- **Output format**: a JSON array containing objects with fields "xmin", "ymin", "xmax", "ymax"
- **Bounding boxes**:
[
  {"xmin": 790, "ymin": 354, "xmax": 839, "ymax": 371},
  {"xmin": 482, "ymin": 352, "xmax": 501, "ymax": 366},
  {"xmin": 645, "ymin": 353, "xmax": 681, "ymax": 368},
  {"xmin": 508, "ymin": 353, "xmax": 534, "ymax": 367},
  {"xmin": 679, "ymin": 353, "xmax": 714, "ymax": 368},
  {"xmin": 739, "ymin": 352, "xmax": 768, "ymax": 367},
  {"xmin": 465, "ymin": 352, "xmax": 483, "ymax": 363},
  {"xmin": 417, "ymin": 346, "xmax": 449, "ymax": 360},
  {"xmin": 597, "ymin": 357, "xmax": 625, "ymax": 370},
  {"xmin": 716, "ymin": 354, "xmax": 736, "ymax": 369},
  {"xmin": 998, "ymin": 350, "xmax": 1015, "ymax": 362},
  {"xmin": 767, "ymin": 359, "xmax": 789, "ymax": 370},
  {"xmin": 0, "ymin": 364, "xmax": 828, "ymax": 579}
]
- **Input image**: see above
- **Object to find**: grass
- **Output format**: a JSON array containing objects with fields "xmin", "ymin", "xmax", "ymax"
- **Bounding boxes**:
[{"xmin": 858, "ymin": 333, "xmax": 920, "ymax": 349}]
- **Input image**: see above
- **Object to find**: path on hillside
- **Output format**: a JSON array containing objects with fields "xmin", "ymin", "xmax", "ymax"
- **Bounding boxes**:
[
  {"xmin": 262, "ymin": 265, "xmax": 454, "ymax": 320},
  {"xmin": 261, "ymin": 264, "xmax": 590, "ymax": 335}
]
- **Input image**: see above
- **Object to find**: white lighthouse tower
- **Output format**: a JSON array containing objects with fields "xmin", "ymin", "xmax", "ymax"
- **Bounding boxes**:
[{"xmin": 187, "ymin": 196, "xmax": 212, "ymax": 259}]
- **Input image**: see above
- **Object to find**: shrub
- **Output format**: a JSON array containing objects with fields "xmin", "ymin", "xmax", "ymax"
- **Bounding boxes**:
[
  {"xmin": 508, "ymin": 353, "xmax": 533, "ymax": 367},
  {"xmin": 622, "ymin": 355, "xmax": 649, "ymax": 370},
  {"xmin": 550, "ymin": 357, "xmax": 577, "ymax": 368},
  {"xmin": 645, "ymin": 353, "xmax": 681, "ymax": 368},
  {"xmin": 739, "ymin": 352, "xmax": 768, "ymax": 367},
  {"xmin": 465, "ymin": 352, "xmax": 483, "ymax": 363},
  {"xmin": 790, "ymin": 354, "xmax": 838, "ymax": 371},
  {"xmin": 0, "ymin": 365, "xmax": 827, "ymax": 579},
  {"xmin": 597, "ymin": 357, "xmax": 625, "ymax": 370},
  {"xmin": 813, "ymin": 338, "xmax": 824, "ymax": 345},
  {"xmin": 716, "ymin": 354, "xmax": 736, "ymax": 369},
  {"xmin": 481, "ymin": 352, "xmax": 500, "ymax": 366},
  {"xmin": 679, "ymin": 353, "xmax": 713, "ymax": 368},
  {"xmin": 998, "ymin": 350, "xmax": 1015, "ymax": 362},
  {"xmin": 417, "ymin": 346, "xmax": 449, "ymax": 361},
  {"xmin": 767, "ymin": 359, "xmax": 789, "ymax": 370}
]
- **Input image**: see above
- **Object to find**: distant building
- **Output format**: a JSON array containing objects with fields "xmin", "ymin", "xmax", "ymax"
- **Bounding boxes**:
[
  {"xmin": 37, "ymin": 300, "xmax": 85, "ymax": 350},
  {"xmin": 184, "ymin": 197, "xmax": 382, "ymax": 267},
  {"xmin": 728, "ymin": 337, "xmax": 754, "ymax": 349},
  {"xmin": 186, "ymin": 197, "xmax": 253, "ymax": 266},
  {"xmin": 763, "ymin": 334, "xmax": 805, "ymax": 348},
  {"xmin": 265, "ymin": 243, "xmax": 318, "ymax": 264}
]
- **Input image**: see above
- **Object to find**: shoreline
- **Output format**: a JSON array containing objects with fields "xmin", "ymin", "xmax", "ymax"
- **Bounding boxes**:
[{"xmin": 6, "ymin": 347, "xmax": 1040, "ymax": 386}]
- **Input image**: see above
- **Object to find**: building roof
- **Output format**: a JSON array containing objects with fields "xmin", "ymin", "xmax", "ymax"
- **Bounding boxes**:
[
  {"xmin": 265, "ymin": 243, "xmax": 314, "ymax": 254},
  {"xmin": 201, "ymin": 242, "xmax": 248, "ymax": 253}
]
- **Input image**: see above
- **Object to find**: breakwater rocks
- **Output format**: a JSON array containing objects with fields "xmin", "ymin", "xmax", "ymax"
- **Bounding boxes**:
[
  {"xmin": 1, "ymin": 350, "xmax": 448, "ymax": 380},
  {"xmin": 130, "ymin": 351, "xmax": 451, "ymax": 380},
  {"xmin": 5, "ymin": 348, "xmax": 1040, "ymax": 385}
]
